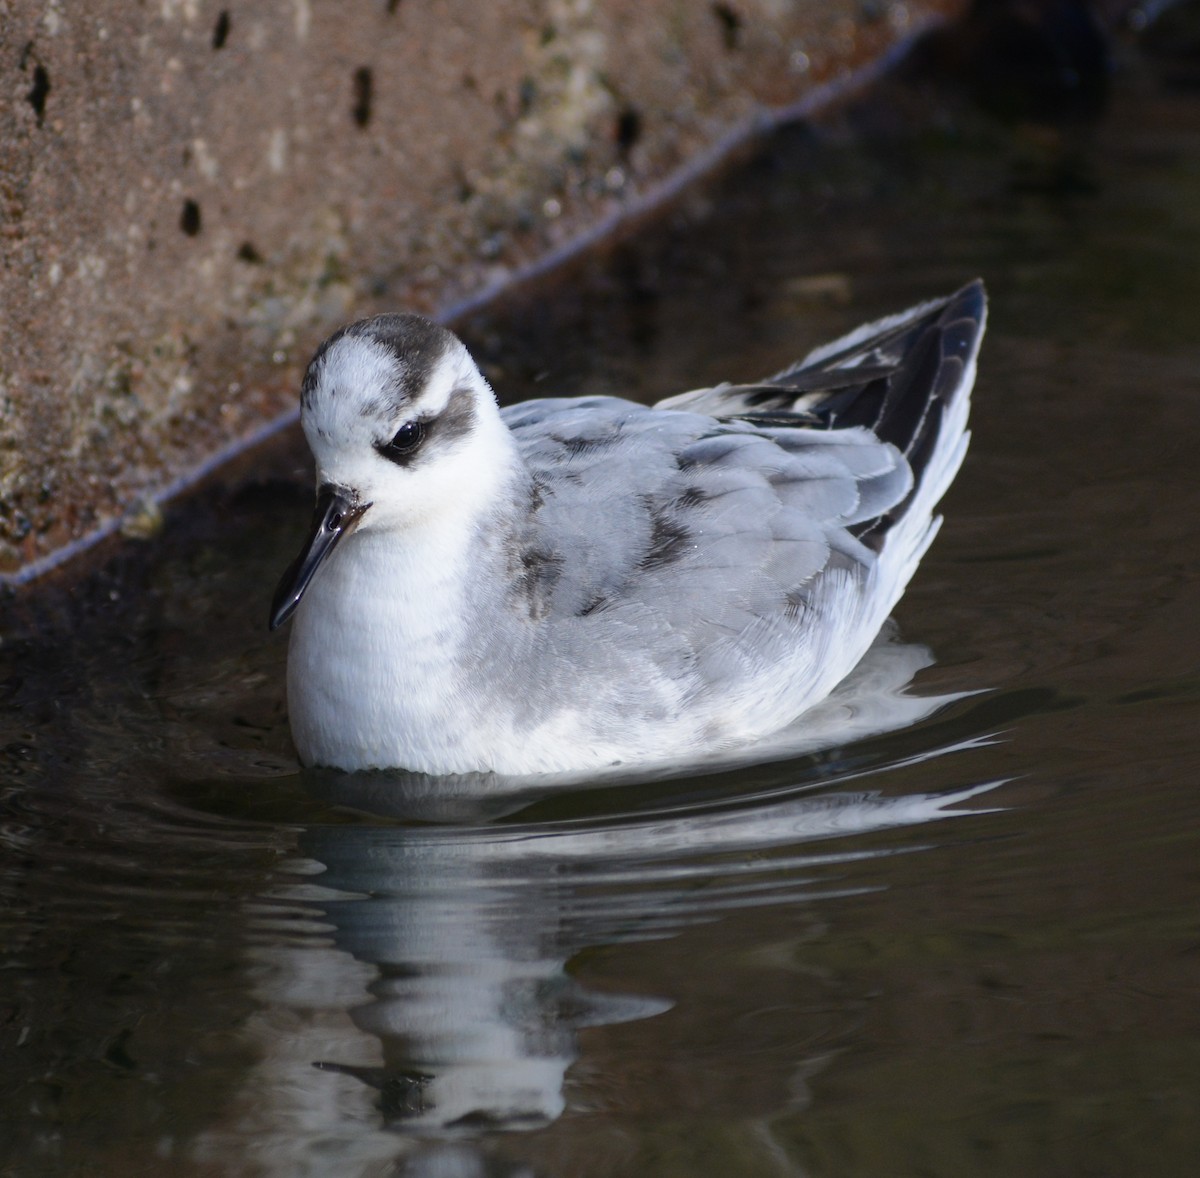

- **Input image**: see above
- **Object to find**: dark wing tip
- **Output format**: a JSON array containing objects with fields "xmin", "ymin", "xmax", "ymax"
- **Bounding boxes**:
[
  {"xmin": 731, "ymin": 281, "xmax": 986, "ymax": 550},
  {"xmin": 939, "ymin": 279, "xmax": 987, "ymax": 361},
  {"xmin": 806, "ymin": 279, "xmax": 986, "ymax": 449}
]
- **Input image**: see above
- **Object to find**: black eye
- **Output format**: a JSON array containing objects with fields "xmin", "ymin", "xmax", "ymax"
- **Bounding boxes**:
[{"xmin": 378, "ymin": 419, "xmax": 426, "ymax": 462}]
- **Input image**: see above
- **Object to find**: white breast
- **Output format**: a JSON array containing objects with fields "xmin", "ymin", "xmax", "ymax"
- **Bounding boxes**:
[{"xmin": 286, "ymin": 524, "xmax": 479, "ymax": 773}]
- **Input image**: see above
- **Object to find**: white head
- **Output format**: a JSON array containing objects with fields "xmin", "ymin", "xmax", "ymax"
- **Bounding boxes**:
[{"xmin": 269, "ymin": 313, "xmax": 513, "ymax": 628}]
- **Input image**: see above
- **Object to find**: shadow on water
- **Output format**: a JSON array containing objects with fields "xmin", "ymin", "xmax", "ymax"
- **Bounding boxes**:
[{"xmin": 5, "ymin": 9, "xmax": 1200, "ymax": 1176}]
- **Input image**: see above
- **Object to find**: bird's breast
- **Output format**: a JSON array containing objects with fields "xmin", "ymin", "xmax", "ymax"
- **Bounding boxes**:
[{"xmin": 285, "ymin": 530, "xmax": 481, "ymax": 771}]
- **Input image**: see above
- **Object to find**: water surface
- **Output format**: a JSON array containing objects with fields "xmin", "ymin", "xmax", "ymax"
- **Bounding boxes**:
[{"xmin": 3, "ymin": 23, "xmax": 1200, "ymax": 1178}]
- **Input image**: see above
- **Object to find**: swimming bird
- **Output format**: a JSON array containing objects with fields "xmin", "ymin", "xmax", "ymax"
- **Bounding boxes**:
[{"xmin": 270, "ymin": 281, "xmax": 986, "ymax": 776}]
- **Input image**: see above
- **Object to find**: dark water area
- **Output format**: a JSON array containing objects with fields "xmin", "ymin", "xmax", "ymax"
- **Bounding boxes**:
[{"xmin": 3, "ymin": 16, "xmax": 1200, "ymax": 1178}]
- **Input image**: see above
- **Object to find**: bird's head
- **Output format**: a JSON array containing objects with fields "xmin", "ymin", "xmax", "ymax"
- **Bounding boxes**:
[{"xmin": 269, "ymin": 313, "xmax": 505, "ymax": 629}]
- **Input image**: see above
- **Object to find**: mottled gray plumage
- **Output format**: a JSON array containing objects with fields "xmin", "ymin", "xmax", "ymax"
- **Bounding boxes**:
[{"xmin": 491, "ymin": 281, "xmax": 983, "ymax": 691}]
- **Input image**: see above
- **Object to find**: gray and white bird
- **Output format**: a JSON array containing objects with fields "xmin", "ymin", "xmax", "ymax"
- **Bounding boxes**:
[{"xmin": 270, "ymin": 281, "xmax": 986, "ymax": 777}]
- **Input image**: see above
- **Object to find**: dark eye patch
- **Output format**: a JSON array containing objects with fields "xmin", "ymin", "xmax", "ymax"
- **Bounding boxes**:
[
  {"xmin": 376, "ymin": 419, "xmax": 426, "ymax": 464},
  {"xmin": 372, "ymin": 387, "xmax": 476, "ymax": 467}
]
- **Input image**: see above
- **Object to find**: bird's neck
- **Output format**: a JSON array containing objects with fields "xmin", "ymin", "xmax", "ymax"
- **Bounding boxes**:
[
  {"xmin": 286, "ymin": 449, "xmax": 537, "ymax": 770},
  {"xmin": 305, "ymin": 441, "xmax": 534, "ymax": 641}
]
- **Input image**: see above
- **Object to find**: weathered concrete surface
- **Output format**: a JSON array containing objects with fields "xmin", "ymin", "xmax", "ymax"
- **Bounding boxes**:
[{"xmin": 0, "ymin": 0, "xmax": 964, "ymax": 581}]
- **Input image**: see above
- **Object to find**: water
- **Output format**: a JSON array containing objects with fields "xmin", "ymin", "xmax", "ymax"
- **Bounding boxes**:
[{"xmin": 4, "ymin": 22, "xmax": 1200, "ymax": 1178}]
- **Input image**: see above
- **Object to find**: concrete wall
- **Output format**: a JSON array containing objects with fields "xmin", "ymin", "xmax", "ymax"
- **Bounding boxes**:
[{"xmin": 0, "ymin": 0, "xmax": 962, "ymax": 581}]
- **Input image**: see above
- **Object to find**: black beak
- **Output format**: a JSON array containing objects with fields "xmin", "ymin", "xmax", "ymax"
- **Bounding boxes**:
[{"xmin": 269, "ymin": 485, "xmax": 369, "ymax": 630}]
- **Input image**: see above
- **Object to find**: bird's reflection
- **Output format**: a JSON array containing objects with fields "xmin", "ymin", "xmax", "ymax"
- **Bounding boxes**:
[
  {"xmin": 194, "ymin": 635, "xmax": 999, "ymax": 1171},
  {"xmin": 305, "ymin": 823, "xmax": 675, "ymax": 1132}
]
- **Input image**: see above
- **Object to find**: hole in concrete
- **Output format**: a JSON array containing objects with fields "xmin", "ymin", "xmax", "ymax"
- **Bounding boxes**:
[
  {"xmin": 712, "ymin": 3, "xmax": 742, "ymax": 50},
  {"xmin": 386, "ymin": 0, "xmax": 402, "ymax": 13},
  {"xmin": 518, "ymin": 77, "xmax": 537, "ymax": 117},
  {"xmin": 352, "ymin": 67, "xmax": 373, "ymax": 128},
  {"xmin": 237, "ymin": 241, "xmax": 263, "ymax": 264},
  {"xmin": 27, "ymin": 63, "xmax": 50, "ymax": 124},
  {"xmin": 616, "ymin": 107, "xmax": 642, "ymax": 154},
  {"xmin": 180, "ymin": 200, "xmax": 202, "ymax": 236},
  {"xmin": 213, "ymin": 11, "xmax": 231, "ymax": 49},
  {"xmin": 453, "ymin": 165, "xmax": 475, "ymax": 202}
]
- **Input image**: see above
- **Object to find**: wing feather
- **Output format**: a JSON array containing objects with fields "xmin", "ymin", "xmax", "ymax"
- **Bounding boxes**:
[{"xmin": 495, "ymin": 280, "xmax": 985, "ymax": 725}]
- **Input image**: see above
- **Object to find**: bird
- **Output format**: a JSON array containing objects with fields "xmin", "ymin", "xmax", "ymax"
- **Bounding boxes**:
[{"xmin": 270, "ymin": 281, "xmax": 986, "ymax": 778}]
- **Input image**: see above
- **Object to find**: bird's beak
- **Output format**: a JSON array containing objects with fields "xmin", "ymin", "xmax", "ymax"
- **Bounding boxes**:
[{"xmin": 269, "ymin": 484, "xmax": 369, "ymax": 630}]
